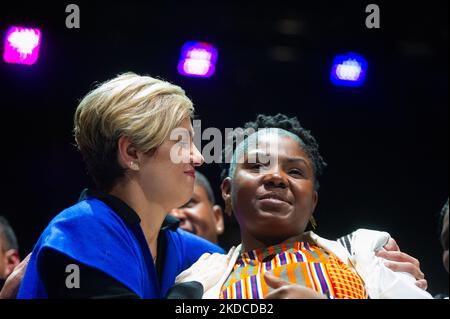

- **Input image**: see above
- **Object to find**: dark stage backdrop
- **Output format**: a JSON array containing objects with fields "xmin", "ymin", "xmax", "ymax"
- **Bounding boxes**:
[{"xmin": 1, "ymin": 1, "xmax": 448, "ymax": 295}]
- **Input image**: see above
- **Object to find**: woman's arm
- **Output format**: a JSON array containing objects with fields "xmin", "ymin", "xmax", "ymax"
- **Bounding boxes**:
[{"xmin": 39, "ymin": 248, "xmax": 139, "ymax": 299}]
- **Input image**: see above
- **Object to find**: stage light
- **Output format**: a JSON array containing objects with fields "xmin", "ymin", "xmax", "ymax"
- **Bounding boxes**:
[
  {"xmin": 330, "ymin": 53, "xmax": 367, "ymax": 87},
  {"xmin": 3, "ymin": 26, "xmax": 42, "ymax": 65},
  {"xmin": 178, "ymin": 41, "xmax": 218, "ymax": 78}
]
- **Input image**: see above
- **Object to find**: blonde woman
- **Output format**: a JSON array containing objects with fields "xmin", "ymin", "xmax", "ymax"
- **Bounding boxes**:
[{"xmin": 17, "ymin": 73, "xmax": 227, "ymax": 299}]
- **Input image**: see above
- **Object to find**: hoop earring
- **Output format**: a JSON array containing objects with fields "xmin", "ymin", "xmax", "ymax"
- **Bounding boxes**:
[{"xmin": 224, "ymin": 198, "xmax": 233, "ymax": 216}]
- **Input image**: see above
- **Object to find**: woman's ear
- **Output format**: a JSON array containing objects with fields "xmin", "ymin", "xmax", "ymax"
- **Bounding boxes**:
[
  {"xmin": 212, "ymin": 205, "xmax": 225, "ymax": 235},
  {"xmin": 221, "ymin": 177, "xmax": 233, "ymax": 217},
  {"xmin": 117, "ymin": 136, "xmax": 140, "ymax": 171},
  {"xmin": 4, "ymin": 249, "xmax": 20, "ymax": 277}
]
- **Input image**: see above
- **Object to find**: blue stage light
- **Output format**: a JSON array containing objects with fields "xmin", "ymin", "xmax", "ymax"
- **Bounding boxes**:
[{"xmin": 330, "ymin": 53, "xmax": 368, "ymax": 87}]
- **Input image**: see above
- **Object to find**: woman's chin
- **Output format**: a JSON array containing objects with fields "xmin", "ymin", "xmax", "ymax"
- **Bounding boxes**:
[
  {"xmin": 250, "ymin": 211, "xmax": 292, "ymax": 232},
  {"xmin": 256, "ymin": 203, "xmax": 293, "ymax": 217}
]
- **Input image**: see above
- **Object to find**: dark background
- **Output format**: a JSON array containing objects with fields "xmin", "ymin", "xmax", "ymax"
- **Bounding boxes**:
[{"xmin": 0, "ymin": 1, "xmax": 448, "ymax": 295}]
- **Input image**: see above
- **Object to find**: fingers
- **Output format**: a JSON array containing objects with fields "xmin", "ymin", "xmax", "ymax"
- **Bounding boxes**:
[
  {"xmin": 196, "ymin": 253, "xmax": 228, "ymax": 273},
  {"xmin": 198, "ymin": 253, "xmax": 211, "ymax": 261},
  {"xmin": 175, "ymin": 253, "xmax": 210, "ymax": 282},
  {"xmin": 415, "ymin": 279, "xmax": 428, "ymax": 290},
  {"xmin": 12, "ymin": 254, "xmax": 31, "ymax": 273},
  {"xmin": 376, "ymin": 250, "xmax": 420, "ymax": 268},
  {"xmin": 384, "ymin": 261, "xmax": 425, "ymax": 280},
  {"xmin": 264, "ymin": 273, "xmax": 328, "ymax": 299},
  {"xmin": 23, "ymin": 253, "xmax": 31, "ymax": 263},
  {"xmin": 19, "ymin": 254, "xmax": 31, "ymax": 271},
  {"xmin": 264, "ymin": 284, "xmax": 292, "ymax": 299},
  {"xmin": 264, "ymin": 272, "xmax": 289, "ymax": 289},
  {"xmin": 193, "ymin": 252, "xmax": 229, "ymax": 266},
  {"xmin": 383, "ymin": 238, "xmax": 400, "ymax": 252},
  {"xmin": 196, "ymin": 253, "xmax": 230, "ymax": 291},
  {"xmin": 376, "ymin": 250, "xmax": 424, "ymax": 280},
  {"xmin": 265, "ymin": 288, "xmax": 286, "ymax": 299},
  {"xmin": 201, "ymin": 253, "xmax": 229, "ymax": 280},
  {"xmin": 0, "ymin": 254, "xmax": 31, "ymax": 300},
  {"xmin": 177, "ymin": 253, "xmax": 211, "ymax": 280},
  {"xmin": 176, "ymin": 252, "xmax": 229, "ymax": 287},
  {"xmin": 197, "ymin": 252, "xmax": 230, "ymax": 267},
  {"xmin": 265, "ymin": 285, "xmax": 327, "ymax": 299},
  {"xmin": 209, "ymin": 252, "xmax": 230, "ymax": 264}
]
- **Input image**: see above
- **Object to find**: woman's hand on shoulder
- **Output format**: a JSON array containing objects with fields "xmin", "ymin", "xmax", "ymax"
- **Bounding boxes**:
[
  {"xmin": 175, "ymin": 247, "xmax": 236, "ymax": 292},
  {"xmin": 376, "ymin": 238, "xmax": 427, "ymax": 290}
]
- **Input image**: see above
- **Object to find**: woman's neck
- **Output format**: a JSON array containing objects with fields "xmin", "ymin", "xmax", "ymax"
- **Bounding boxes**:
[
  {"xmin": 241, "ymin": 232, "xmax": 310, "ymax": 252},
  {"xmin": 109, "ymin": 179, "xmax": 166, "ymax": 258}
]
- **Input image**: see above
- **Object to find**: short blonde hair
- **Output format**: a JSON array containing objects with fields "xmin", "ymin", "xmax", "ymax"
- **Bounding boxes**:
[{"xmin": 74, "ymin": 72, "xmax": 194, "ymax": 190}]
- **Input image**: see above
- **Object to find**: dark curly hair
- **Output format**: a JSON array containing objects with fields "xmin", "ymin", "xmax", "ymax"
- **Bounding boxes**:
[{"xmin": 220, "ymin": 113, "xmax": 327, "ymax": 190}]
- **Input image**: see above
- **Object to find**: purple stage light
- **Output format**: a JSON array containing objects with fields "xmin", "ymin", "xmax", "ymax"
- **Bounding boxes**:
[
  {"xmin": 330, "ymin": 53, "xmax": 368, "ymax": 87},
  {"xmin": 3, "ymin": 26, "xmax": 42, "ymax": 65},
  {"xmin": 178, "ymin": 41, "xmax": 218, "ymax": 78}
]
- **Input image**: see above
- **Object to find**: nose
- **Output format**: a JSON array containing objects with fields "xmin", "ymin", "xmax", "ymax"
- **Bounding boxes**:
[
  {"xmin": 262, "ymin": 169, "xmax": 288, "ymax": 189},
  {"xmin": 191, "ymin": 143, "xmax": 204, "ymax": 167},
  {"xmin": 170, "ymin": 208, "xmax": 196, "ymax": 233},
  {"xmin": 170, "ymin": 208, "xmax": 187, "ymax": 222}
]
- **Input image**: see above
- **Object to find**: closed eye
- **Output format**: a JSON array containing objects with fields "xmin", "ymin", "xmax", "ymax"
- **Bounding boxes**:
[{"xmin": 180, "ymin": 199, "xmax": 196, "ymax": 208}]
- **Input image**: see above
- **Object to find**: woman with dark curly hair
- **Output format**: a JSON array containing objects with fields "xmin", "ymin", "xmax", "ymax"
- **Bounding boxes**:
[{"xmin": 177, "ymin": 113, "xmax": 432, "ymax": 299}]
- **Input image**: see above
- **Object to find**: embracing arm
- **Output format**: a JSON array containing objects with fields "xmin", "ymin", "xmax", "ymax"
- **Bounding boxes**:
[
  {"xmin": 347, "ymin": 229, "xmax": 433, "ymax": 299},
  {"xmin": 376, "ymin": 238, "xmax": 427, "ymax": 290}
]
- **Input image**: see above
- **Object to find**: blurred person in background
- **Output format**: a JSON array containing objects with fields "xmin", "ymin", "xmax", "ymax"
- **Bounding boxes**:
[
  {"xmin": 0, "ymin": 216, "xmax": 20, "ymax": 290},
  {"xmin": 170, "ymin": 171, "xmax": 224, "ymax": 245}
]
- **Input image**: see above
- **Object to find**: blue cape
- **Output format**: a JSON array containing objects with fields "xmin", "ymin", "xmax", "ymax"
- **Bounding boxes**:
[{"xmin": 17, "ymin": 198, "xmax": 223, "ymax": 298}]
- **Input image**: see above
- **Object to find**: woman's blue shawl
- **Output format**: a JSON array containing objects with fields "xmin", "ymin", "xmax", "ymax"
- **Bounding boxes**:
[{"xmin": 17, "ymin": 198, "xmax": 223, "ymax": 298}]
